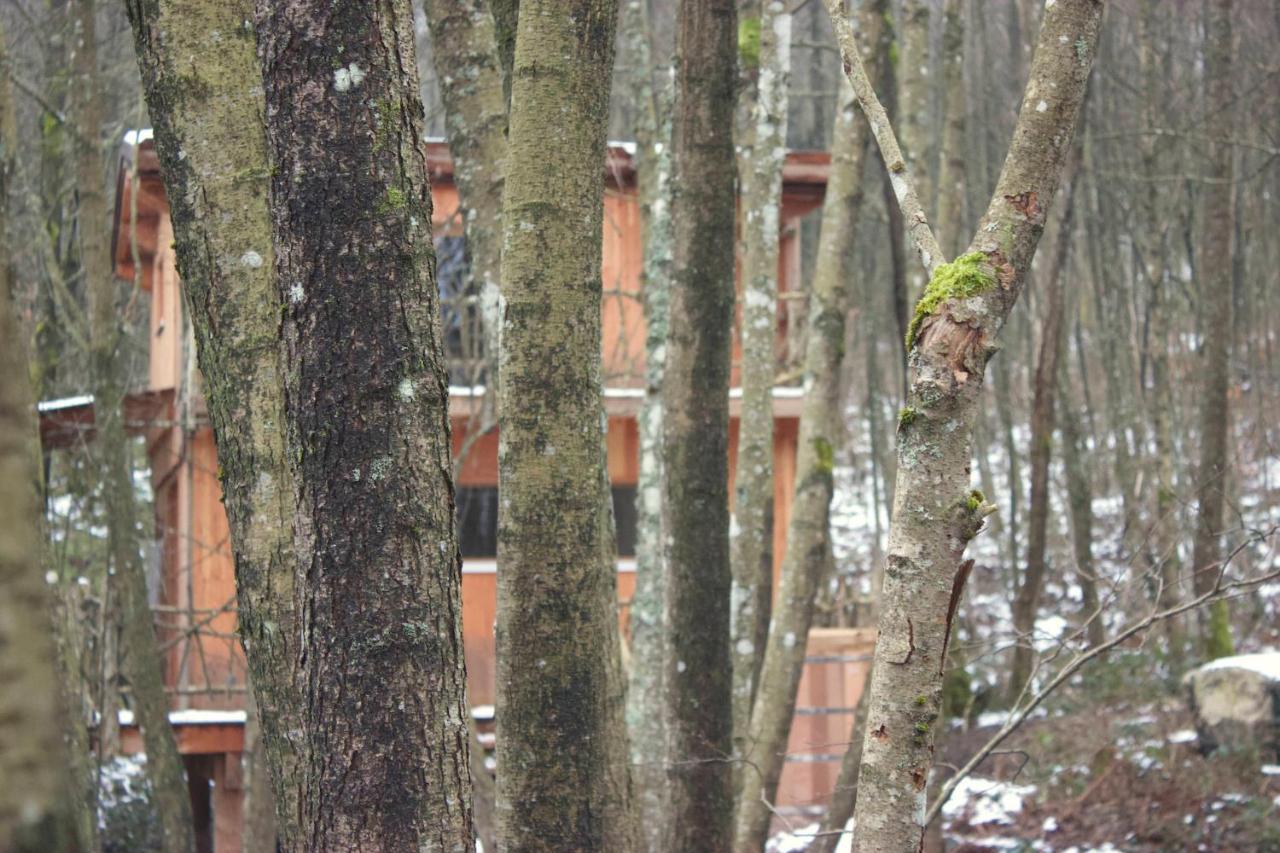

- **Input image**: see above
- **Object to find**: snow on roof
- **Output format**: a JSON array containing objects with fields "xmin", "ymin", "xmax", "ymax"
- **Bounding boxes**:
[
  {"xmin": 123, "ymin": 128, "xmax": 153, "ymax": 146},
  {"xmin": 1199, "ymin": 651, "xmax": 1280, "ymax": 681},
  {"xmin": 37, "ymin": 393, "xmax": 94, "ymax": 412},
  {"xmin": 115, "ymin": 709, "xmax": 247, "ymax": 727}
]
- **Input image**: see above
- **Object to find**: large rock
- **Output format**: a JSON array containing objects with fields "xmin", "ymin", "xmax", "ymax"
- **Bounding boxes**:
[{"xmin": 1184, "ymin": 653, "xmax": 1280, "ymax": 757}]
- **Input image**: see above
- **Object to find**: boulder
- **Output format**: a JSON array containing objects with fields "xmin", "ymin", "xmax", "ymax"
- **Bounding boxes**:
[{"xmin": 1183, "ymin": 652, "xmax": 1280, "ymax": 757}]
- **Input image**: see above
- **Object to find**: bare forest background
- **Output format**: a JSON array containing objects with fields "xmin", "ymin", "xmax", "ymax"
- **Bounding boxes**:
[{"xmin": 1, "ymin": 0, "xmax": 1278, "ymax": 851}]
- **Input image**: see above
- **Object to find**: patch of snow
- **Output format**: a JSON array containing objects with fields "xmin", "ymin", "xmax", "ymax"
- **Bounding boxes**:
[
  {"xmin": 471, "ymin": 704, "xmax": 495, "ymax": 721},
  {"xmin": 1167, "ymin": 729, "xmax": 1198, "ymax": 744},
  {"xmin": 942, "ymin": 776, "xmax": 1035, "ymax": 826},
  {"xmin": 1261, "ymin": 764, "xmax": 1280, "ymax": 776}
]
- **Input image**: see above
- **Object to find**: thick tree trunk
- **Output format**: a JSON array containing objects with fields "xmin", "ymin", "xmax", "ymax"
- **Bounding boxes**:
[
  {"xmin": 1190, "ymin": 0, "xmax": 1235, "ymax": 661},
  {"xmin": 495, "ymin": 1, "xmax": 632, "ymax": 849},
  {"xmin": 1009, "ymin": 156, "xmax": 1080, "ymax": 700},
  {"xmin": 662, "ymin": 0, "xmax": 738, "ymax": 847},
  {"xmin": 733, "ymin": 5, "xmax": 884, "ymax": 847},
  {"xmin": 123, "ymin": 0, "xmax": 309, "ymax": 841},
  {"xmin": 0, "ymin": 56, "xmax": 82, "ymax": 851},
  {"xmin": 623, "ymin": 0, "xmax": 675, "ymax": 846},
  {"xmin": 253, "ymin": 3, "xmax": 475, "ymax": 847},
  {"xmin": 75, "ymin": 2, "xmax": 196, "ymax": 848},
  {"xmin": 729, "ymin": 0, "xmax": 791, "ymax": 777},
  {"xmin": 145, "ymin": 2, "xmax": 476, "ymax": 847},
  {"xmin": 825, "ymin": 2, "xmax": 1103, "ymax": 849}
]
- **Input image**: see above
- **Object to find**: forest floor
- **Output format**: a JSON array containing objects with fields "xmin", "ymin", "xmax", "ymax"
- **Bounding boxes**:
[{"xmin": 939, "ymin": 696, "xmax": 1280, "ymax": 851}]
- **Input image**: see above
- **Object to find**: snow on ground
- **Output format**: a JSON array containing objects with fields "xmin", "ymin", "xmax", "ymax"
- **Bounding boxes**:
[
  {"xmin": 1198, "ymin": 650, "xmax": 1280, "ymax": 681},
  {"xmin": 766, "ymin": 820, "xmax": 852, "ymax": 853},
  {"xmin": 943, "ymin": 776, "xmax": 1036, "ymax": 826}
]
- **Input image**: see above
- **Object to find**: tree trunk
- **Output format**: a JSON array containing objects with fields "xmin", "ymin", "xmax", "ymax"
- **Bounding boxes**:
[
  {"xmin": 422, "ymin": 0, "xmax": 507, "ymax": 422},
  {"xmin": 0, "ymin": 50, "xmax": 83, "ymax": 850},
  {"xmin": 253, "ymin": 3, "xmax": 475, "ymax": 846},
  {"xmin": 1190, "ymin": 0, "xmax": 1235, "ymax": 661},
  {"xmin": 1009, "ymin": 155, "xmax": 1080, "ymax": 701},
  {"xmin": 241, "ymin": 690, "xmax": 278, "ymax": 853},
  {"xmin": 494, "ymin": 0, "xmax": 632, "ymax": 849},
  {"xmin": 623, "ymin": 0, "xmax": 675, "ymax": 846},
  {"xmin": 662, "ymin": 0, "xmax": 738, "ymax": 846},
  {"xmin": 146, "ymin": 1, "xmax": 477, "ymax": 847},
  {"xmin": 729, "ymin": 0, "xmax": 791, "ymax": 778},
  {"xmin": 733, "ymin": 5, "xmax": 885, "ymax": 847},
  {"xmin": 75, "ymin": 1, "xmax": 196, "ymax": 848},
  {"xmin": 934, "ymin": 0, "xmax": 965, "ymax": 256},
  {"xmin": 1058, "ymin": 362, "xmax": 1105, "ymax": 649},
  {"xmin": 824, "ymin": 2, "xmax": 1103, "ymax": 849}
]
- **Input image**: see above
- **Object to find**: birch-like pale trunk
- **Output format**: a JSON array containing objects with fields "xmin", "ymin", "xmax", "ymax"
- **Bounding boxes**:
[
  {"xmin": 825, "ymin": 2, "xmax": 1103, "ymax": 849},
  {"xmin": 732, "ymin": 4, "xmax": 884, "ymax": 847},
  {"xmin": 622, "ymin": 0, "xmax": 676, "ymax": 846},
  {"xmin": 729, "ymin": 0, "xmax": 791, "ymax": 776},
  {"xmin": 1190, "ymin": 0, "xmax": 1235, "ymax": 660},
  {"xmin": 75, "ymin": 2, "xmax": 196, "ymax": 847},
  {"xmin": 495, "ymin": 0, "xmax": 632, "ymax": 848},
  {"xmin": 933, "ymin": 0, "xmax": 966, "ymax": 256},
  {"xmin": 663, "ymin": 0, "xmax": 738, "ymax": 846}
]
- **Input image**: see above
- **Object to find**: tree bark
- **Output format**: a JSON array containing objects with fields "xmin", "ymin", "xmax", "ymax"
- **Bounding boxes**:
[
  {"xmin": 75, "ymin": 1, "xmax": 196, "ymax": 848},
  {"xmin": 729, "ymin": 0, "xmax": 791, "ymax": 778},
  {"xmin": 494, "ymin": 0, "xmax": 632, "ymax": 849},
  {"xmin": 933, "ymin": 0, "xmax": 965, "ymax": 256},
  {"xmin": 1058, "ymin": 361, "xmax": 1105, "ymax": 649},
  {"xmin": 733, "ymin": 5, "xmax": 884, "ymax": 847},
  {"xmin": 825, "ymin": 2, "xmax": 1103, "ymax": 849},
  {"xmin": 622, "ymin": 0, "xmax": 675, "ymax": 846},
  {"xmin": 1008, "ymin": 154, "xmax": 1080, "ymax": 701},
  {"xmin": 0, "ymin": 43, "xmax": 83, "ymax": 849},
  {"xmin": 253, "ymin": 3, "xmax": 475, "ymax": 846},
  {"xmin": 1190, "ymin": 0, "xmax": 1235, "ymax": 661},
  {"xmin": 422, "ymin": 0, "xmax": 507, "ymax": 416},
  {"xmin": 662, "ymin": 0, "xmax": 738, "ymax": 847}
]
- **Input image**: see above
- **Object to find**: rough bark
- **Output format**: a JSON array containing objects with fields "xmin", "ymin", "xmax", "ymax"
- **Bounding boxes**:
[
  {"xmin": 241, "ymin": 690, "xmax": 278, "ymax": 853},
  {"xmin": 0, "ymin": 47, "xmax": 82, "ymax": 850},
  {"xmin": 662, "ymin": 0, "xmax": 738, "ymax": 847},
  {"xmin": 123, "ymin": 0, "xmax": 306, "ymax": 841},
  {"xmin": 1009, "ymin": 154, "xmax": 1080, "ymax": 701},
  {"xmin": 1190, "ymin": 0, "xmax": 1235, "ymax": 661},
  {"xmin": 623, "ymin": 0, "xmax": 675, "ymax": 846},
  {"xmin": 75, "ymin": 1, "xmax": 197, "ymax": 848},
  {"xmin": 729, "ymin": 0, "xmax": 790, "ymax": 778},
  {"xmin": 255, "ymin": 1, "xmax": 475, "ymax": 847},
  {"xmin": 494, "ymin": 0, "xmax": 632, "ymax": 849},
  {"xmin": 732, "ymin": 5, "xmax": 884, "ymax": 847},
  {"xmin": 825, "ymin": 1, "xmax": 1103, "ymax": 849}
]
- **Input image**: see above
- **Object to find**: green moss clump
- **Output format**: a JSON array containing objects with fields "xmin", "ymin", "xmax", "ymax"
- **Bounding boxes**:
[
  {"xmin": 965, "ymin": 489, "xmax": 985, "ymax": 512},
  {"xmin": 378, "ymin": 185, "xmax": 408, "ymax": 215},
  {"xmin": 905, "ymin": 251, "xmax": 996, "ymax": 350},
  {"xmin": 898, "ymin": 406, "xmax": 918, "ymax": 430},
  {"xmin": 812, "ymin": 436, "xmax": 835, "ymax": 474},
  {"xmin": 738, "ymin": 16, "xmax": 761, "ymax": 69}
]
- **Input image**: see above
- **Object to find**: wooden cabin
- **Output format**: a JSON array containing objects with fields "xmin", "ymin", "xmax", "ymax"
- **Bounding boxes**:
[{"xmin": 43, "ymin": 131, "xmax": 873, "ymax": 850}]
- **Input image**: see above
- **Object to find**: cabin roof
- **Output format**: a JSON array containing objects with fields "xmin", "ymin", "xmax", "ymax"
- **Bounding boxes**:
[{"xmin": 111, "ymin": 129, "xmax": 833, "ymax": 286}]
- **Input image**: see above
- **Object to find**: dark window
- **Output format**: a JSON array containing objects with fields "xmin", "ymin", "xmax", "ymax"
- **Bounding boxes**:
[{"xmin": 454, "ymin": 485, "xmax": 638, "ymax": 558}]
